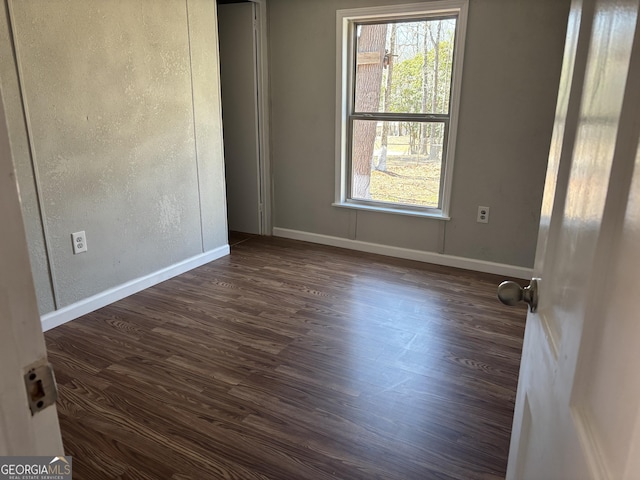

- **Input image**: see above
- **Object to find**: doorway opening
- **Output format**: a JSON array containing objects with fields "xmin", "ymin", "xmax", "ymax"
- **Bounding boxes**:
[{"xmin": 217, "ymin": 0, "xmax": 271, "ymax": 240}]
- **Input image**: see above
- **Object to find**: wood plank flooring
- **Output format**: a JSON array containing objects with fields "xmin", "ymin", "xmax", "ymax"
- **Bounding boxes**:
[
  {"xmin": 44, "ymin": 236, "xmax": 527, "ymax": 480},
  {"xmin": 228, "ymin": 230, "xmax": 257, "ymax": 247}
]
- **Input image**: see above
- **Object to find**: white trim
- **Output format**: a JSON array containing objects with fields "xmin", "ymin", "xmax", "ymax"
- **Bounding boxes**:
[
  {"xmin": 335, "ymin": 1, "xmax": 469, "ymax": 217},
  {"xmin": 0, "ymin": 74, "xmax": 64, "ymax": 455},
  {"xmin": 250, "ymin": 0, "xmax": 272, "ymax": 236},
  {"xmin": 336, "ymin": 0, "xmax": 469, "ymax": 19},
  {"xmin": 335, "ymin": 12, "xmax": 349, "ymax": 204},
  {"xmin": 41, "ymin": 245, "xmax": 230, "ymax": 332},
  {"xmin": 332, "ymin": 201, "xmax": 451, "ymax": 220},
  {"xmin": 439, "ymin": 0, "xmax": 467, "ymax": 216},
  {"xmin": 571, "ymin": 406, "xmax": 611, "ymax": 480},
  {"xmin": 273, "ymin": 228, "xmax": 532, "ymax": 280}
]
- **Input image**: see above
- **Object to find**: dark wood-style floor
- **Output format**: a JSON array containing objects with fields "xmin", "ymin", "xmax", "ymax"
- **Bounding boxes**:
[{"xmin": 45, "ymin": 235, "xmax": 527, "ymax": 480}]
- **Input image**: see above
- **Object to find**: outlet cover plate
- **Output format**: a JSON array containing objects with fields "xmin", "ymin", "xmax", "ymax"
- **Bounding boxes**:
[
  {"xmin": 477, "ymin": 206, "xmax": 490, "ymax": 224},
  {"xmin": 71, "ymin": 231, "xmax": 87, "ymax": 254}
]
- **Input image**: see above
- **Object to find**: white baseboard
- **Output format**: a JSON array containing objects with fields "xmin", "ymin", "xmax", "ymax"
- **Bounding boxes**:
[
  {"xmin": 41, "ymin": 245, "xmax": 230, "ymax": 332},
  {"xmin": 273, "ymin": 228, "xmax": 532, "ymax": 280}
]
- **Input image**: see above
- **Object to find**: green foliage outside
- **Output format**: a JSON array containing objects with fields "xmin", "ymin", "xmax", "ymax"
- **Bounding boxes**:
[{"xmin": 380, "ymin": 36, "xmax": 454, "ymax": 155}]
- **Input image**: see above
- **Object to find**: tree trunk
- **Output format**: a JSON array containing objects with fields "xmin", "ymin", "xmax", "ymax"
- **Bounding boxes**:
[
  {"xmin": 377, "ymin": 23, "xmax": 397, "ymax": 173},
  {"xmin": 352, "ymin": 23, "xmax": 387, "ymax": 199},
  {"xmin": 429, "ymin": 22, "xmax": 442, "ymax": 160},
  {"xmin": 420, "ymin": 22, "xmax": 430, "ymax": 155}
]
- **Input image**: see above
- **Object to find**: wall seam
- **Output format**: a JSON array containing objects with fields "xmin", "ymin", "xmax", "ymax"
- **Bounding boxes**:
[
  {"xmin": 185, "ymin": 0, "xmax": 205, "ymax": 253},
  {"xmin": 5, "ymin": 0, "xmax": 60, "ymax": 310},
  {"xmin": 440, "ymin": 221, "xmax": 447, "ymax": 254}
]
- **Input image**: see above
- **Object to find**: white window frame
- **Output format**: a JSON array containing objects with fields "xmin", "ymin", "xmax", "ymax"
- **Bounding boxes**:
[{"xmin": 333, "ymin": 1, "xmax": 468, "ymax": 219}]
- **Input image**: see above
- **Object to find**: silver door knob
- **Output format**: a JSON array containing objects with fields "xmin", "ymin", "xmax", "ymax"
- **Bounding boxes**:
[{"xmin": 497, "ymin": 279, "xmax": 538, "ymax": 312}]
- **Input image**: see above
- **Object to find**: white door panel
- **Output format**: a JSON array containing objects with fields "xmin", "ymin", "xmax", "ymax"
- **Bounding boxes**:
[
  {"xmin": 506, "ymin": 0, "xmax": 640, "ymax": 477},
  {"xmin": 0, "ymin": 86, "xmax": 63, "ymax": 455}
]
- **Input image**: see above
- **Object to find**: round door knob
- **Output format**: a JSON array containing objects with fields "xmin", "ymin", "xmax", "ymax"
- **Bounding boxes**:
[{"xmin": 497, "ymin": 279, "xmax": 538, "ymax": 312}]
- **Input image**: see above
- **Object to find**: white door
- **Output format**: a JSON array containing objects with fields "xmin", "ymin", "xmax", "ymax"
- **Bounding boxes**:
[
  {"xmin": 504, "ymin": 0, "xmax": 640, "ymax": 478},
  {"xmin": 218, "ymin": 2, "xmax": 263, "ymax": 235},
  {"xmin": 0, "ymin": 91, "xmax": 63, "ymax": 454}
]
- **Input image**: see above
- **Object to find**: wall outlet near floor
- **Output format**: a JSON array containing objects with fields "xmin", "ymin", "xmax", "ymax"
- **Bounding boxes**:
[
  {"xmin": 477, "ymin": 206, "xmax": 490, "ymax": 224},
  {"xmin": 71, "ymin": 231, "xmax": 87, "ymax": 254}
]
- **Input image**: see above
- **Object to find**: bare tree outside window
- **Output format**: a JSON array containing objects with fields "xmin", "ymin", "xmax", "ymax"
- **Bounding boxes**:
[
  {"xmin": 349, "ymin": 17, "xmax": 456, "ymax": 209},
  {"xmin": 352, "ymin": 23, "xmax": 388, "ymax": 199}
]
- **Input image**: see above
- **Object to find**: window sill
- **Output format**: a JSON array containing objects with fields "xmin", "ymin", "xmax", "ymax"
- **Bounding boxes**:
[{"xmin": 332, "ymin": 201, "xmax": 451, "ymax": 220}]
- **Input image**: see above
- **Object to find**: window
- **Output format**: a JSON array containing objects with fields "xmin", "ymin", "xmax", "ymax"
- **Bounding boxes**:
[{"xmin": 335, "ymin": 1, "xmax": 468, "ymax": 218}]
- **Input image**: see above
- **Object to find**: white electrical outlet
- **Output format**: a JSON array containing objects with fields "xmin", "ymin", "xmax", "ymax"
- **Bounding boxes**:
[
  {"xmin": 477, "ymin": 206, "xmax": 490, "ymax": 223},
  {"xmin": 71, "ymin": 231, "xmax": 87, "ymax": 254}
]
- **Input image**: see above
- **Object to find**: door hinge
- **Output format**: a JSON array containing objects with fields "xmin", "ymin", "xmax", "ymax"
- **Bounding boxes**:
[{"xmin": 24, "ymin": 361, "xmax": 58, "ymax": 415}]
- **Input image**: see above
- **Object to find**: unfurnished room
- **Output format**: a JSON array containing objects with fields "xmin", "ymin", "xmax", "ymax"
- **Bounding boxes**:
[{"xmin": 1, "ymin": 0, "xmax": 640, "ymax": 479}]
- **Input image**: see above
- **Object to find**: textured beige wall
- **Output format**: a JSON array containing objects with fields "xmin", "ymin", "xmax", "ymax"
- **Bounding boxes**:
[
  {"xmin": 188, "ymin": 0, "xmax": 229, "ymax": 251},
  {"xmin": 268, "ymin": 0, "xmax": 571, "ymax": 267},
  {"xmin": 0, "ymin": 0, "xmax": 227, "ymax": 312},
  {"xmin": 0, "ymin": 2, "xmax": 55, "ymax": 313}
]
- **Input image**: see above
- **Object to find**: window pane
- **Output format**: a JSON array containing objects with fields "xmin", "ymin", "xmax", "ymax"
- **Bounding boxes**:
[
  {"xmin": 354, "ymin": 18, "xmax": 456, "ymax": 114},
  {"xmin": 351, "ymin": 120, "xmax": 444, "ymax": 208}
]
